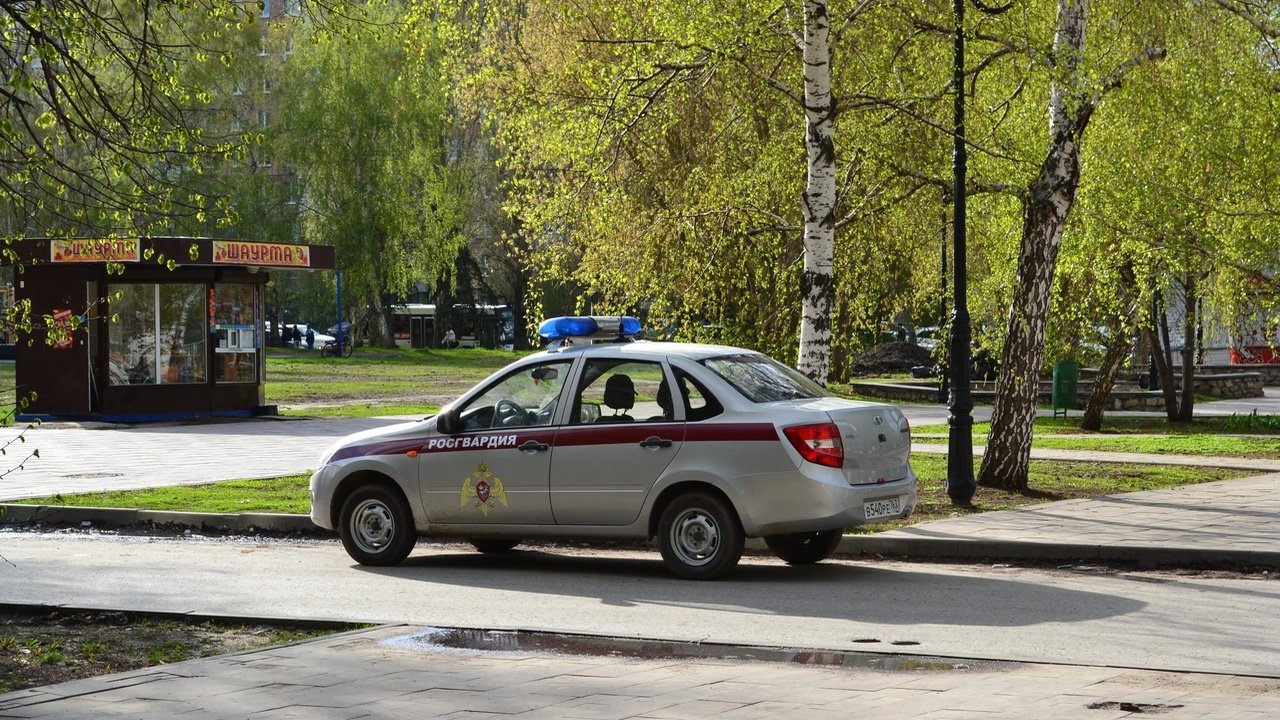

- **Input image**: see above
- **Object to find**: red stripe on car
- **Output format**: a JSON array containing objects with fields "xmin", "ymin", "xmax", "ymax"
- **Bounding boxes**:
[
  {"xmin": 684, "ymin": 423, "xmax": 779, "ymax": 443},
  {"xmin": 553, "ymin": 423, "xmax": 684, "ymax": 447},
  {"xmin": 330, "ymin": 438, "xmax": 424, "ymax": 462}
]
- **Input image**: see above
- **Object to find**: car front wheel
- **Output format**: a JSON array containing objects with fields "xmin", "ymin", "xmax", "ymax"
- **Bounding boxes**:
[
  {"xmin": 764, "ymin": 529, "xmax": 843, "ymax": 565},
  {"xmin": 339, "ymin": 484, "xmax": 416, "ymax": 566},
  {"xmin": 657, "ymin": 492, "xmax": 744, "ymax": 580}
]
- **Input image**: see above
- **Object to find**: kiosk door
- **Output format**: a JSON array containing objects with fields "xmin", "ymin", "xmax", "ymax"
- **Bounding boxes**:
[{"xmin": 18, "ymin": 271, "xmax": 92, "ymax": 414}]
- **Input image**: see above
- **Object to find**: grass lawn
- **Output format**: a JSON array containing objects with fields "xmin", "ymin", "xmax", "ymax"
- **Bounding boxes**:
[
  {"xmin": 13, "ymin": 476, "xmax": 314, "ymax": 515},
  {"xmin": 264, "ymin": 346, "xmax": 521, "ymax": 416},
  {"xmin": 912, "ymin": 416, "xmax": 1280, "ymax": 459},
  {"xmin": 858, "ymin": 453, "xmax": 1251, "ymax": 533}
]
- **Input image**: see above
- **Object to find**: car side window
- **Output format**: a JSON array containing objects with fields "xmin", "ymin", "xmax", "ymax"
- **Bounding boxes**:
[
  {"xmin": 573, "ymin": 360, "xmax": 672, "ymax": 424},
  {"xmin": 673, "ymin": 368, "xmax": 723, "ymax": 421},
  {"xmin": 458, "ymin": 360, "xmax": 571, "ymax": 430}
]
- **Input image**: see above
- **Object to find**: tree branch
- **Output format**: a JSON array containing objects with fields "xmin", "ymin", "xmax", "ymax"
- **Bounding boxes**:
[{"xmin": 1212, "ymin": 0, "xmax": 1280, "ymax": 38}]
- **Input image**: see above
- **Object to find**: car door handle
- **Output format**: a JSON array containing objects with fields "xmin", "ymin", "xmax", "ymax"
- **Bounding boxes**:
[
  {"xmin": 518, "ymin": 440, "xmax": 549, "ymax": 453},
  {"xmin": 639, "ymin": 436, "xmax": 673, "ymax": 449}
]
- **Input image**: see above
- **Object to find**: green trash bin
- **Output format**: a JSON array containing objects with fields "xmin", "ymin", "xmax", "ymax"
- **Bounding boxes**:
[{"xmin": 1052, "ymin": 360, "xmax": 1079, "ymax": 417}]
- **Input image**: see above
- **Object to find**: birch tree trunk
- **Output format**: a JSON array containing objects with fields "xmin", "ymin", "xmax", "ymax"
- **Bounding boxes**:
[
  {"xmin": 1079, "ymin": 324, "xmax": 1131, "ymax": 431},
  {"xmin": 1148, "ymin": 322, "xmax": 1179, "ymax": 419},
  {"xmin": 1081, "ymin": 263, "xmax": 1138, "ymax": 431},
  {"xmin": 978, "ymin": 0, "xmax": 1090, "ymax": 490},
  {"xmin": 796, "ymin": 0, "xmax": 837, "ymax": 386}
]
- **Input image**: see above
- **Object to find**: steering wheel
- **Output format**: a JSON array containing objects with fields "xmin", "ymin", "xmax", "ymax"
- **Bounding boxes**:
[{"xmin": 493, "ymin": 399, "xmax": 527, "ymax": 427}]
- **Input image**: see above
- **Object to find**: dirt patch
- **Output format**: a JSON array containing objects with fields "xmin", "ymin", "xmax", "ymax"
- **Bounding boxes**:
[{"xmin": 0, "ymin": 607, "xmax": 350, "ymax": 694}]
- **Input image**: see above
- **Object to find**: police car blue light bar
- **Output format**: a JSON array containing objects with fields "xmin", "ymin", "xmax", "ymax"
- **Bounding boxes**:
[{"xmin": 538, "ymin": 315, "xmax": 641, "ymax": 342}]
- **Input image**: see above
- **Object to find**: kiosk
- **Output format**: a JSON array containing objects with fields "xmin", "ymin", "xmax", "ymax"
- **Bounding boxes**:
[{"xmin": 5, "ymin": 236, "xmax": 335, "ymax": 422}]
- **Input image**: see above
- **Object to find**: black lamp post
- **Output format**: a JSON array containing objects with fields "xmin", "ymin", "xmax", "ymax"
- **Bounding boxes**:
[{"xmin": 946, "ymin": 0, "xmax": 1011, "ymax": 506}]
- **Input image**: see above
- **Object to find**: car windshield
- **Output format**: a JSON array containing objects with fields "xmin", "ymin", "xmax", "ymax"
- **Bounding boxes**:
[{"xmin": 702, "ymin": 354, "xmax": 830, "ymax": 403}]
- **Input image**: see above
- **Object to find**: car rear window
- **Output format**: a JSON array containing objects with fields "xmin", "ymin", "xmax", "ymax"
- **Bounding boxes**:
[{"xmin": 702, "ymin": 354, "xmax": 831, "ymax": 403}]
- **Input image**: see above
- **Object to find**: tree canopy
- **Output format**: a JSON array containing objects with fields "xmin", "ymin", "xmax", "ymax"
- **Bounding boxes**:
[{"xmin": 276, "ymin": 3, "xmax": 466, "ymax": 345}]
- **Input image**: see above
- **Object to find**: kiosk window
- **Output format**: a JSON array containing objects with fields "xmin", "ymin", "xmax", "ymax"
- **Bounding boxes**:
[
  {"xmin": 108, "ymin": 283, "xmax": 208, "ymax": 386},
  {"xmin": 160, "ymin": 285, "xmax": 207, "ymax": 384},
  {"xmin": 212, "ymin": 283, "xmax": 259, "ymax": 384}
]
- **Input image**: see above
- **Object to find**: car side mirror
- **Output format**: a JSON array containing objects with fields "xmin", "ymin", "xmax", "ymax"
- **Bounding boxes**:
[{"xmin": 436, "ymin": 407, "xmax": 460, "ymax": 435}]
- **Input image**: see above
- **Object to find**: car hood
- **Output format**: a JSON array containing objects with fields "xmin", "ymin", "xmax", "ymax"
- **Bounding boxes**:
[{"xmin": 317, "ymin": 418, "xmax": 432, "ymax": 466}]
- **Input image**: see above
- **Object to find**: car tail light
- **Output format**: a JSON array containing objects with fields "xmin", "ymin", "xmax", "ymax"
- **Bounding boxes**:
[{"xmin": 784, "ymin": 422, "xmax": 844, "ymax": 468}]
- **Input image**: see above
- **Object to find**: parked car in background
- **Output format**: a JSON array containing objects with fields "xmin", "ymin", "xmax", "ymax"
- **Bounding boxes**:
[
  {"xmin": 268, "ymin": 322, "xmax": 334, "ymax": 349},
  {"xmin": 913, "ymin": 326, "xmax": 941, "ymax": 351},
  {"xmin": 310, "ymin": 316, "xmax": 918, "ymax": 580}
]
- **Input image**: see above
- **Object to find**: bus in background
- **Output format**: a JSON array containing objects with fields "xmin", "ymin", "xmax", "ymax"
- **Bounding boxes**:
[{"xmin": 390, "ymin": 303, "xmax": 515, "ymax": 350}]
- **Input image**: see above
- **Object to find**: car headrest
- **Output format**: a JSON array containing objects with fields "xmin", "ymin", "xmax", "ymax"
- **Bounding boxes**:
[
  {"xmin": 656, "ymin": 382, "xmax": 671, "ymax": 412},
  {"xmin": 603, "ymin": 374, "xmax": 636, "ymax": 411}
]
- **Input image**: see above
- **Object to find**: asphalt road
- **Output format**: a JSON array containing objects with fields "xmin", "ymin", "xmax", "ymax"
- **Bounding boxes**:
[{"xmin": 3, "ymin": 532, "xmax": 1276, "ymax": 677}]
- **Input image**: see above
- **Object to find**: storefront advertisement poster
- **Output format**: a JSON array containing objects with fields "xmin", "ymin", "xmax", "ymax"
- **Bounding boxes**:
[
  {"xmin": 51, "ymin": 238, "xmax": 141, "ymax": 263},
  {"xmin": 212, "ymin": 241, "xmax": 310, "ymax": 267},
  {"xmin": 51, "ymin": 309, "xmax": 73, "ymax": 349}
]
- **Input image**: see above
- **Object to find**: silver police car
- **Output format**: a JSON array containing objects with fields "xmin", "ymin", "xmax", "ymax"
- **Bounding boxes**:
[{"xmin": 310, "ymin": 316, "xmax": 917, "ymax": 580}]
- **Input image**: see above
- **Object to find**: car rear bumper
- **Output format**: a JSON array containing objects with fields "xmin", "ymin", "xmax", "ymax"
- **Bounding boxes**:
[{"xmin": 726, "ymin": 467, "xmax": 918, "ymax": 536}]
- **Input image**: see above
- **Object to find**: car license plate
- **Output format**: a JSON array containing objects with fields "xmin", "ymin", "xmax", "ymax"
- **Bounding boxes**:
[{"xmin": 864, "ymin": 496, "xmax": 903, "ymax": 520}]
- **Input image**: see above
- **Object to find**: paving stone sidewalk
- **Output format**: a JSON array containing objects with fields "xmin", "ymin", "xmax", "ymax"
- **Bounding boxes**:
[
  {"xmin": 845, "ymin": 472, "xmax": 1280, "ymax": 568},
  {"xmin": 3, "ymin": 625, "xmax": 1278, "ymax": 720}
]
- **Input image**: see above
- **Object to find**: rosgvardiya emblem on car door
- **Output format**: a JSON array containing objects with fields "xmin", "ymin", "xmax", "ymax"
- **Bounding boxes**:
[{"xmin": 461, "ymin": 462, "xmax": 509, "ymax": 515}]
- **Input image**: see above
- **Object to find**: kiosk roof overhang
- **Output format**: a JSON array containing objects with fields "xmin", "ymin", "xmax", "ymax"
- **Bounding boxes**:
[{"xmin": 2, "ymin": 236, "xmax": 336, "ymax": 271}]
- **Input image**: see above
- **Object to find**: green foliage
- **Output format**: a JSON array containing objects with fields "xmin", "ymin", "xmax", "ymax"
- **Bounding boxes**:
[
  {"xmin": 278, "ymin": 4, "xmax": 466, "ymax": 341},
  {"xmin": 34, "ymin": 646, "xmax": 68, "ymax": 667},
  {"xmin": 451, "ymin": 0, "xmax": 958, "ymax": 376},
  {"xmin": 1061, "ymin": 5, "xmax": 1280, "ymax": 368},
  {"xmin": 79, "ymin": 641, "xmax": 109, "ymax": 663},
  {"xmin": 147, "ymin": 642, "xmax": 188, "ymax": 665},
  {"xmin": 444, "ymin": 0, "xmax": 1280, "ymax": 385},
  {"xmin": 1221, "ymin": 410, "xmax": 1280, "ymax": 433},
  {"xmin": 0, "ymin": 1, "xmax": 266, "ymax": 236}
]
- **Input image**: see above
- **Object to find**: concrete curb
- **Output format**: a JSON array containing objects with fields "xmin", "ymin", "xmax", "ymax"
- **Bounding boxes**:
[
  {"xmin": 0, "ymin": 504, "xmax": 326, "ymax": 535},
  {"xmin": 836, "ymin": 534, "xmax": 1280, "ymax": 569}
]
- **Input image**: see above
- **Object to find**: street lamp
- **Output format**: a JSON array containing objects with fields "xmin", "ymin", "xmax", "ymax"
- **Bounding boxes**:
[{"xmin": 947, "ymin": 0, "xmax": 1011, "ymax": 506}]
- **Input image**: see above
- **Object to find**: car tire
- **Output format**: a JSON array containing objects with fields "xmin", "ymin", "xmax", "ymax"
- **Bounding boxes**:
[
  {"xmin": 470, "ymin": 539, "xmax": 521, "ymax": 553},
  {"xmin": 657, "ymin": 492, "xmax": 744, "ymax": 580},
  {"xmin": 764, "ymin": 530, "xmax": 843, "ymax": 565},
  {"xmin": 338, "ymin": 484, "xmax": 416, "ymax": 566}
]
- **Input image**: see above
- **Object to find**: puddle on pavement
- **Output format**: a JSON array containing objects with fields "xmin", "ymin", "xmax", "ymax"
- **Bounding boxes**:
[{"xmin": 417, "ymin": 627, "xmax": 1014, "ymax": 673}]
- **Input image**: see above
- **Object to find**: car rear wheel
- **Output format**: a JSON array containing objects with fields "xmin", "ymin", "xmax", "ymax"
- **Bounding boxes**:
[
  {"xmin": 764, "ymin": 530, "xmax": 843, "ymax": 565},
  {"xmin": 657, "ymin": 492, "xmax": 744, "ymax": 580},
  {"xmin": 470, "ymin": 539, "xmax": 521, "ymax": 553},
  {"xmin": 339, "ymin": 484, "xmax": 416, "ymax": 566}
]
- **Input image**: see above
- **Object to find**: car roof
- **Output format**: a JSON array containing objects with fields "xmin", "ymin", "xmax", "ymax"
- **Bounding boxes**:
[{"xmin": 540, "ymin": 340, "xmax": 760, "ymax": 362}]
